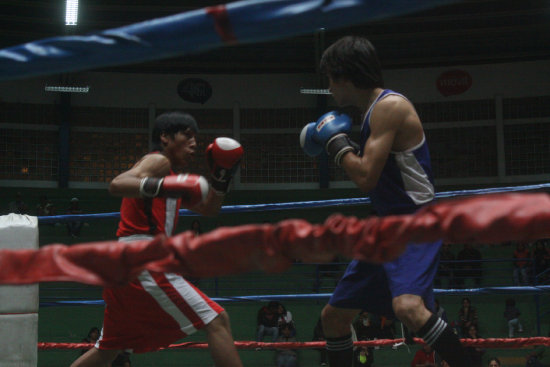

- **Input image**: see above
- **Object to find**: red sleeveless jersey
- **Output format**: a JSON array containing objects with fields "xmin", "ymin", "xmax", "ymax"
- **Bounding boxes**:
[{"xmin": 116, "ymin": 161, "xmax": 182, "ymax": 237}]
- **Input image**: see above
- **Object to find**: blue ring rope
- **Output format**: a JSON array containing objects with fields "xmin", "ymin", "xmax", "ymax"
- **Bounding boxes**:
[
  {"xmin": 0, "ymin": 0, "xmax": 460, "ymax": 81},
  {"xmin": 38, "ymin": 182, "xmax": 550, "ymax": 224},
  {"xmin": 39, "ymin": 285, "xmax": 550, "ymax": 307}
]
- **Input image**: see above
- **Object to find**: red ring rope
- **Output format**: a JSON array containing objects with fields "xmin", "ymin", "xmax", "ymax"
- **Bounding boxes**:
[
  {"xmin": 38, "ymin": 337, "xmax": 550, "ymax": 350},
  {"xmin": 2, "ymin": 193, "xmax": 550, "ymax": 287}
]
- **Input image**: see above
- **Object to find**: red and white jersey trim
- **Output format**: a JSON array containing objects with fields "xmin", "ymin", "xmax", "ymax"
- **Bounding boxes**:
[
  {"xmin": 137, "ymin": 271, "xmax": 219, "ymax": 335},
  {"xmin": 96, "ymin": 236, "xmax": 223, "ymax": 352}
]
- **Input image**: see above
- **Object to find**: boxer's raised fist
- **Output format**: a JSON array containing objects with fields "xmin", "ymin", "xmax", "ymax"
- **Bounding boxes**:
[
  {"xmin": 206, "ymin": 137, "xmax": 243, "ymax": 194},
  {"xmin": 300, "ymin": 122, "xmax": 324, "ymax": 157},
  {"xmin": 312, "ymin": 111, "xmax": 356, "ymax": 166}
]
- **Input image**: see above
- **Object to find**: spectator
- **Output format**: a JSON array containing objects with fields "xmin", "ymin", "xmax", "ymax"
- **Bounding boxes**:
[
  {"xmin": 111, "ymin": 351, "xmax": 131, "ymax": 367},
  {"xmin": 379, "ymin": 316, "xmax": 395, "ymax": 340},
  {"xmin": 257, "ymin": 301, "xmax": 280, "ymax": 343},
  {"xmin": 352, "ymin": 312, "xmax": 378, "ymax": 341},
  {"xmin": 504, "ymin": 298, "xmax": 523, "ymax": 338},
  {"xmin": 458, "ymin": 297, "xmax": 478, "ymax": 337},
  {"xmin": 353, "ymin": 346, "xmax": 373, "ymax": 367},
  {"xmin": 190, "ymin": 219, "xmax": 202, "ymax": 236},
  {"xmin": 464, "ymin": 325, "xmax": 485, "ymax": 367},
  {"xmin": 275, "ymin": 323, "xmax": 298, "ymax": 367},
  {"xmin": 351, "ymin": 312, "xmax": 376, "ymax": 365},
  {"xmin": 533, "ymin": 240, "xmax": 550, "ymax": 282},
  {"xmin": 513, "ymin": 242, "xmax": 531, "ymax": 285},
  {"xmin": 435, "ymin": 243, "xmax": 455, "ymax": 288},
  {"xmin": 487, "ymin": 357, "xmax": 501, "ymax": 367},
  {"xmin": 434, "ymin": 299, "xmax": 448, "ymax": 323},
  {"xmin": 456, "ymin": 243, "xmax": 483, "ymax": 287},
  {"xmin": 411, "ymin": 344, "xmax": 436, "ymax": 367},
  {"xmin": 80, "ymin": 327, "xmax": 100, "ymax": 355},
  {"xmin": 277, "ymin": 303, "xmax": 294, "ymax": 330},
  {"xmin": 36, "ymin": 195, "xmax": 55, "ymax": 216},
  {"xmin": 8, "ymin": 192, "xmax": 28, "ymax": 214},
  {"xmin": 66, "ymin": 197, "xmax": 84, "ymax": 238},
  {"xmin": 313, "ymin": 317, "xmax": 328, "ymax": 366},
  {"xmin": 526, "ymin": 344, "xmax": 547, "ymax": 367}
]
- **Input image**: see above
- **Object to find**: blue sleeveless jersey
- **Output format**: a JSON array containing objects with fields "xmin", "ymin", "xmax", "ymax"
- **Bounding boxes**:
[{"xmin": 360, "ymin": 89, "xmax": 435, "ymax": 215}]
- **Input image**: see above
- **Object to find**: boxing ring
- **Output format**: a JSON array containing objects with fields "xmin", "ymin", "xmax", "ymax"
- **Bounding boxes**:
[{"xmin": 1, "ymin": 0, "xmax": 549, "ymax": 366}]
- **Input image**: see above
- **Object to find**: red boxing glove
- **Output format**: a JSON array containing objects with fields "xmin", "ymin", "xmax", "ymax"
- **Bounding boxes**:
[
  {"xmin": 206, "ymin": 137, "xmax": 244, "ymax": 194},
  {"xmin": 140, "ymin": 174, "xmax": 209, "ymax": 208}
]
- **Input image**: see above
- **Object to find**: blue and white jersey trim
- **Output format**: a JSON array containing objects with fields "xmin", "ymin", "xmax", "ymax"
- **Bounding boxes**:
[{"xmin": 391, "ymin": 135, "xmax": 435, "ymax": 206}]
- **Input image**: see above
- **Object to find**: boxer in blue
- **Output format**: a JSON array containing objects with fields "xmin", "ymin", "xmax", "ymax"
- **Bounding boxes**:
[{"xmin": 300, "ymin": 36, "xmax": 468, "ymax": 367}]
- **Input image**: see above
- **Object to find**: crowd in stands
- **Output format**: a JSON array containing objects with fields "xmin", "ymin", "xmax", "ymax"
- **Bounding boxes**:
[
  {"xmin": 436, "ymin": 243, "xmax": 483, "ymax": 288},
  {"xmin": 309, "ymin": 295, "xmax": 536, "ymax": 366},
  {"xmin": 408, "ymin": 297, "xmax": 538, "ymax": 367},
  {"xmin": 257, "ymin": 300, "xmax": 397, "ymax": 367},
  {"xmin": 256, "ymin": 301, "xmax": 298, "ymax": 366},
  {"xmin": 436, "ymin": 240, "xmax": 550, "ymax": 288},
  {"xmin": 69, "ymin": 298, "xmax": 542, "ymax": 367},
  {"xmin": 4, "ymin": 192, "xmax": 87, "ymax": 238},
  {"xmin": 73, "ymin": 296, "xmax": 541, "ymax": 367},
  {"xmin": 257, "ymin": 301, "xmax": 294, "ymax": 344},
  {"xmin": 428, "ymin": 242, "xmax": 548, "ymax": 367}
]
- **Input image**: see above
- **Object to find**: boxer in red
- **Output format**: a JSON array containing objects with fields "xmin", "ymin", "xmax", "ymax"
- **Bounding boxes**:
[{"xmin": 71, "ymin": 111, "xmax": 244, "ymax": 367}]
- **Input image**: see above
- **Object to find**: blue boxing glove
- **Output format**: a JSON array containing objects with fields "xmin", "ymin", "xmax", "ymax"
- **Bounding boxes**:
[
  {"xmin": 300, "ymin": 122, "xmax": 324, "ymax": 157},
  {"xmin": 312, "ymin": 111, "xmax": 356, "ymax": 166}
]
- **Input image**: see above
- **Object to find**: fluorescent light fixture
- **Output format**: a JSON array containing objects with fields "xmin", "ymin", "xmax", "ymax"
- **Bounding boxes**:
[
  {"xmin": 65, "ymin": 0, "xmax": 78, "ymax": 26},
  {"xmin": 45, "ymin": 85, "xmax": 89, "ymax": 93},
  {"xmin": 300, "ymin": 88, "xmax": 331, "ymax": 95}
]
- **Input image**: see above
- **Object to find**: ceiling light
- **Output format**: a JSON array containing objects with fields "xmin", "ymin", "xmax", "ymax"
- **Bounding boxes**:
[
  {"xmin": 65, "ymin": 0, "xmax": 78, "ymax": 26},
  {"xmin": 45, "ymin": 85, "xmax": 89, "ymax": 93},
  {"xmin": 300, "ymin": 88, "xmax": 331, "ymax": 95}
]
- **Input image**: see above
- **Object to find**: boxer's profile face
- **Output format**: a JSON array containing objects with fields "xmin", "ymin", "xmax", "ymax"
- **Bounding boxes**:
[{"xmin": 162, "ymin": 128, "xmax": 197, "ymax": 168}]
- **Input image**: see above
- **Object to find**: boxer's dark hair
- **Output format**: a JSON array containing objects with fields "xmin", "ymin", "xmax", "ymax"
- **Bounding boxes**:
[
  {"xmin": 320, "ymin": 36, "xmax": 384, "ymax": 89},
  {"xmin": 152, "ymin": 111, "xmax": 199, "ymax": 151}
]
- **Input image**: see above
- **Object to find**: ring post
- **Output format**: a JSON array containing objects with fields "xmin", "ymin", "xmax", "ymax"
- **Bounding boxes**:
[{"xmin": 0, "ymin": 214, "xmax": 39, "ymax": 367}]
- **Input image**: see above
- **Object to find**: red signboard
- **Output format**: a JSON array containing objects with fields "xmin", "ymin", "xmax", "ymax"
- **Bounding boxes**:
[{"xmin": 436, "ymin": 69, "xmax": 472, "ymax": 97}]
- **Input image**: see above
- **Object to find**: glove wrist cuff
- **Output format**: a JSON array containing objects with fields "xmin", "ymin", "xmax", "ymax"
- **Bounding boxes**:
[
  {"xmin": 326, "ymin": 134, "xmax": 356, "ymax": 166},
  {"xmin": 334, "ymin": 146, "xmax": 355, "ymax": 166},
  {"xmin": 140, "ymin": 177, "xmax": 163, "ymax": 198},
  {"xmin": 210, "ymin": 177, "xmax": 230, "ymax": 195}
]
